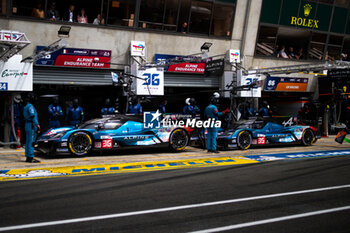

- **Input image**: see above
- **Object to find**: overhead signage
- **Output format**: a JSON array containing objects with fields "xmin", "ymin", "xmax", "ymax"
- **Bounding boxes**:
[
  {"xmin": 205, "ymin": 59, "xmax": 224, "ymax": 76},
  {"xmin": 290, "ymin": 4, "xmax": 319, "ymax": 29},
  {"xmin": 131, "ymin": 41, "xmax": 146, "ymax": 57},
  {"xmin": 0, "ymin": 31, "xmax": 23, "ymax": 41},
  {"xmin": 265, "ymin": 76, "xmax": 308, "ymax": 92},
  {"xmin": 154, "ymin": 54, "xmax": 206, "ymax": 74},
  {"xmin": 237, "ymin": 74, "xmax": 262, "ymax": 97},
  {"xmin": 328, "ymin": 69, "xmax": 350, "ymax": 79},
  {"xmin": 229, "ymin": 49, "xmax": 240, "ymax": 63},
  {"xmin": 167, "ymin": 62, "xmax": 205, "ymax": 73},
  {"xmin": 35, "ymin": 46, "xmax": 111, "ymax": 68},
  {"xmin": 136, "ymin": 68, "xmax": 164, "ymax": 95},
  {"xmin": 0, "ymin": 54, "xmax": 33, "ymax": 91}
]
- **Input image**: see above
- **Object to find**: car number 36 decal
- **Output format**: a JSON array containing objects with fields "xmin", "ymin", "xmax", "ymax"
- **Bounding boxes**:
[{"xmin": 102, "ymin": 139, "xmax": 113, "ymax": 148}]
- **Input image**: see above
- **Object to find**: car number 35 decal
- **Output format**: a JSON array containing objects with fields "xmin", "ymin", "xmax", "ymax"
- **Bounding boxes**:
[{"xmin": 257, "ymin": 136, "xmax": 266, "ymax": 145}]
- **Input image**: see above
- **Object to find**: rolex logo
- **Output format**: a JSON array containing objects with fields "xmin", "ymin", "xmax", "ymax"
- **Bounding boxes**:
[{"xmin": 304, "ymin": 4, "xmax": 312, "ymax": 17}]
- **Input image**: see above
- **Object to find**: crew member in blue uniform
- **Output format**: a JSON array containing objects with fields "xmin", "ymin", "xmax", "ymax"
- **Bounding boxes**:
[
  {"xmin": 48, "ymin": 96, "xmax": 63, "ymax": 128},
  {"xmin": 67, "ymin": 98, "xmax": 84, "ymax": 127},
  {"xmin": 183, "ymin": 98, "xmax": 200, "ymax": 117},
  {"xmin": 248, "ymin": 103, "xmax": 256, "ymax": 117},
  {"xmin": 258, "ymin": 101, "xmax": 270, "ymax": 117},
  {"xmin": 101, "ymin": 98, "xmax": 115, "ymax": 116},
  {"xmin": 158, "ymin": 99, "xmax": 167, "ymax": 113},
  {"xmin": 23, "ymin": 93, "xmax": 40, "ymax": 163},
  {"xmin": 127, "ymin": 96, "xmax": 142, "ymax": 114},
  {"xmin": 204, "ymin": 97, "xmax": 229, "ymax": 153}
]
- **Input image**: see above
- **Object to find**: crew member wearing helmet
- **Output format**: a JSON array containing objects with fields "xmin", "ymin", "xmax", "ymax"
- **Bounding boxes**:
[
  {"xmin": 158, "ymin": 99, "xmax": 168, "ymax": 113},
  {"xmin": 101, "ymin": 98, "xmax": 115, "ymax": 116},
  {"xmin": 48, "ymin": 96, "xmax": 64, "ymax": 129},
  {"xmin": 183, "ymin": 98, "xmax": 200, "ymax": 117},
  {"xmin": 127, "ymin": 96, "xmax": 142, "ymax": 114},
  {"xmin": 258, "ymin": 101, "xmax": 270, "ymax": 117},
  {"xmin": 67, "ymin": 98, "xmax": 84, "ymax": 127},
  {"xmin": 204, "ymin": 96, "xmax": 229, "ymax": 153},
  {"xmin": 23, "ymin": 93, "xmax": 40, "ymax": 163}
]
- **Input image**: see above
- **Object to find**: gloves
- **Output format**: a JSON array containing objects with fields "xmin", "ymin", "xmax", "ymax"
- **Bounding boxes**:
[
  {"xmin": 36, "ymin": 125, "xmax": 41, "ymax": 133},
  {"xmin": 222, "ymin": 108, "xmax": 230, "ymax": 114}
]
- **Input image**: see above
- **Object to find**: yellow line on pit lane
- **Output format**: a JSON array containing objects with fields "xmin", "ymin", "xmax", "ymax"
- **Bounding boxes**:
[{"xmin": 0, "ymin": 156, "xmax": 259, "ymax": 181}]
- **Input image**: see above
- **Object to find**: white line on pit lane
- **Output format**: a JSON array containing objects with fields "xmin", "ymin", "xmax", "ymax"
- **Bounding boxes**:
[
  {"xmin": 0, "ymin": 184, "xmax": 350, "ymax": 232},
  {"xmin": 189, "ymin": 205, "xmax": 350, "ymax": 233}
]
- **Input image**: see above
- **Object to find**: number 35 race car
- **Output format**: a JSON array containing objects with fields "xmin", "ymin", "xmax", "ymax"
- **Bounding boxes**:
[
  {"xmin": 35, "ymin": 115, "xmax": 190, "ymax": 156},
  {"xmin": 217, "ymin": 117, "xmax": 320, "ymax": 150}
]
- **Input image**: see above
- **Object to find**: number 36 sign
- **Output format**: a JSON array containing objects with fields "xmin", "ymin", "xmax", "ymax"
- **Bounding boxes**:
[
  {"xmin": 136, "ymin": 68, "xmax": 164, "ymax": 95},
  {"xmin": 237, "ymin": 74, "xmax": 262, "ymax": 98}
]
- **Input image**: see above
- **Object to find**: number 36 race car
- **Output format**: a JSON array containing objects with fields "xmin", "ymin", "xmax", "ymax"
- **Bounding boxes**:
[
  {"xmin": 35, "ymin": 115, "xmax": 190, "ymax": 156},
  {"xmin": 217, "ymin": 117, "xmax": 320, "ymax": 150}
]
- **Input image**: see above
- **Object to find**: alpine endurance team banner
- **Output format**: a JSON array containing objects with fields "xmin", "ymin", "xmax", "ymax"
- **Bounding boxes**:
[
  {"xmin": 35, "ymin": 46, "xmax": 111, "ymax": 68},
  {"xmin": 0, "ymin": 55, "xmax": 33, "ymax": 91},
  {"xmin": 154, "ymin": 54, "xmax": 205, "ymax": 74},
  {"xmin": 265, "ymin": 76, "xmax": 308, "ymax": 92},
  {"xmin": 136, "ymin": 68, "xmax": 164, "ymax": 95}
]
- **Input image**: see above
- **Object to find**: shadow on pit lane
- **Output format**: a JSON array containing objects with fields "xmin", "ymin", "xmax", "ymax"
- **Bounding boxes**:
[
  {"xmin": 35, "ymin": 146, "xmax": 198, "ymax": 159},
  {"xmin": 35, "ymin": 142, "xmax": 321, "ymax": 160},
  {"xmin": 220, "ymin": 143, "xmax": 316, "ymax": 151}
]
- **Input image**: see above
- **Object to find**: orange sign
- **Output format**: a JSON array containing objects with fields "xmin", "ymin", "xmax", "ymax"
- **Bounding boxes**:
[{"xmin": 275, "ymin": 83, "xmax": 308, "ymax": 92}]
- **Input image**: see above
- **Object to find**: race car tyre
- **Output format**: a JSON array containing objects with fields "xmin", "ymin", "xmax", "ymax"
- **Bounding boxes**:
[
  {"xmin": 169, "ymin": 128, "xmax": 189, "ymax": 152},
  {"xmin": 301, "ymin": 128, "xmax": 315, "ymax": 146},
  {"xmin": 237, "ymin": 130, "xmax": 252, "ymax": 150},
  {"xmin": 68, "ymin": 131, "xmax": 92, "ymax": 156}
]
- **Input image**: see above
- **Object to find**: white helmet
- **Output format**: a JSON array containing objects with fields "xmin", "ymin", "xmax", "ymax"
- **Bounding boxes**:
[
  {"xmin": 13, "ymin": 94, "xmax": 22, "ymax": 103},
  {"xmin": 185, "ymin": 98, "xmax": 191, "ymax": 105},
  {"xmin": 213, "ymin": 92, "xmax": 220, "ymax": 98}
]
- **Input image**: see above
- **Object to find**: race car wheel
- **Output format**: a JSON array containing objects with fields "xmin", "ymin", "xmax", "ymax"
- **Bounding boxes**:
[
  {"xmin": 68, "ymin": 131, "xmax": 92, "ymax": 156},
  {"xmin": 301, "ymin": 128, "xmax": 315, "ymax": 146},
  {"xmin": 237, "ymin": 130, "xmax": 252, "ymax": 150},
  {"xmin": 169, "ymin": 128, "xmax": 189, "ymax": 152}
]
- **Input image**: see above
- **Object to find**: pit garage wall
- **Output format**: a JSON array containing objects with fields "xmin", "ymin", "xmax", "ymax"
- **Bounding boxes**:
[
  {"xmin": 4, "ymin": 19, "xmax": 239, "ymax": 68},
  {"xmin": 3, "ymin": 0, "xmax": 319, "ymax": 91}
]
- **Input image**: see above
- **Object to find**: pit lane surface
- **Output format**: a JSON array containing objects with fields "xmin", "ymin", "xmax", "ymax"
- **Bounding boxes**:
[{"xmin": 1, "ymin": 155, "xmax": 350, "ymax": 233}]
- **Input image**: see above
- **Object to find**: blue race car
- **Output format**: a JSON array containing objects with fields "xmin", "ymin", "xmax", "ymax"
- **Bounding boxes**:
[
  {"xmin": 217, "ymin": 117, "xmax": 319, "ymax": 150},
  {"xmin": 35, "ymin": 114, "xmax": 190, "ymax": 156}
]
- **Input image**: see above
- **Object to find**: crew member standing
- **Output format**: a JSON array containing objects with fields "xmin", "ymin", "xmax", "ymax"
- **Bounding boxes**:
[
  {"xmin": 101, "ymin": 98, "xmax": 115, "ymax": 116},
  {"xmin": 258, "ymin": 101, "xmax": 270, "ymax": 117},
  {"xmin": 158, "ymin": 99, "xmax": 168, "ymax": 113},
  {"xmin": 183, "ymin": 98, "xmax": 200, "ymax": 117},
  {"xmin": 67, "ymin": 98, "xmax": 84, "ymax": 127},
  {"xmin": 48, "ymin": 97, "xmax": 63, "ymax": 128},
  {"xmin": 127, "ymin": 96, "xmax": 142, "ymax": 114},
  {"xmin": 204, "ymin": 97, "xmax": 229, "ymax": 153},
  {"xmin": 23, "ymin": 93, "xmax": 40, "ymax": 163}
]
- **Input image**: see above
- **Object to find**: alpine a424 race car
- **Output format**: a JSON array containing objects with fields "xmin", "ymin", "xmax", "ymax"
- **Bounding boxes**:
[
  {"xmin": 35, "ymin": 115, "xmax": 190, "ymax": 156},
  {"xmin": 217, "ymin": 117, "xmax": 320, "ymax": 150}
]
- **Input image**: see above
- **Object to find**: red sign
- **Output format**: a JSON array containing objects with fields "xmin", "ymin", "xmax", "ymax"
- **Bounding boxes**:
[
  {"xmin": 167, "ymin": 63, "xmax": 205, "ymax": 73},
  {"xmin": 102, "ymin": 139, "xmax": 113, "ymax": 148},
  {"xmin": 257, "ymin": 136, "xmax": 266, "ymax": 145},
  {"xmin": 55, "ymin": 55, "xmax": 111, "ymax": 68}
]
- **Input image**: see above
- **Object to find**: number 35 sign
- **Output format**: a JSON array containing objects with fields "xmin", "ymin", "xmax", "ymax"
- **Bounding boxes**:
[{"xmin": 136, "ymin": 68, "xmax": 164, "ymax": 95}]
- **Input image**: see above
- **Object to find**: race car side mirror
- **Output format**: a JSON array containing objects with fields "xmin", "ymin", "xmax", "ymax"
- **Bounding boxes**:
[{"xmin": 97, "ymin": 123, "xmax": 105, "ymax": 130}]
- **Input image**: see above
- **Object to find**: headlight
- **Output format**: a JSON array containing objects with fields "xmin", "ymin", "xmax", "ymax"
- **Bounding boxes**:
[
  {"xmin": 61, "ymin": 142, "xmax": 67, "ymax": 147},
  {"xmin": 51, "ymin": 133, "xmax": 65, "ymax": 139},
  {"xmin": 226, "ymin": 132, "xmax": 234, "ymax": 136}
]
